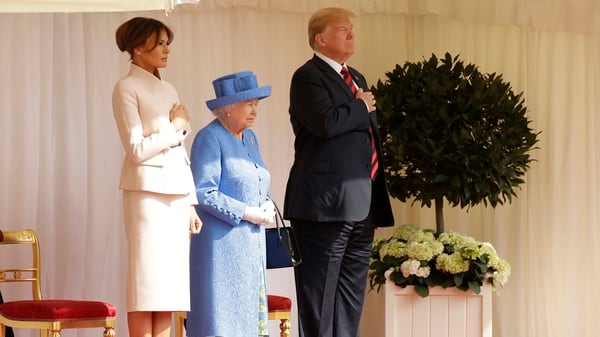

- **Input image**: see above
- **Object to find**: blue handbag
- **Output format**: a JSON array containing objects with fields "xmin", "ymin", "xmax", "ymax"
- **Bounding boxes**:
[{"xmin": 265, "ymin": 201, "xmax": 302, "ymax": 269}]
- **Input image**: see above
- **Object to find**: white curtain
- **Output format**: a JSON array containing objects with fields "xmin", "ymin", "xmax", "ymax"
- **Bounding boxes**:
[{"xmin": 0, "ymin": 1, "xmax": 598, "ymax": 337}]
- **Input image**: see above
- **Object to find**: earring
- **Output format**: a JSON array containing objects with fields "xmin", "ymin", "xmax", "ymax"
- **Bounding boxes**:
[{"xmin": 227, "ymin": 113, "xmax": 231, "ymax": 117}]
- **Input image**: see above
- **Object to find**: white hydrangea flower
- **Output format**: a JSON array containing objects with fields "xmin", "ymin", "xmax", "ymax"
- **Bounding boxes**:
[{"xmin": 400, "ymin": 259, "xmax": 421, "ymax": 277}]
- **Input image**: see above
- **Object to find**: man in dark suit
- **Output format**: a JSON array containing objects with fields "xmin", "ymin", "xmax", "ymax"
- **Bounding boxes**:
[{"xmin": 283, "ymin": 7, "xmax": 395, "ymax": 337}]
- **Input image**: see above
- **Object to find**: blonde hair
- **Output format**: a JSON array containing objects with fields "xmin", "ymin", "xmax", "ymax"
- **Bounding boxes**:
[{"xmin": 307, "ymin": 7, "xmax": 356, "ymax": 50}]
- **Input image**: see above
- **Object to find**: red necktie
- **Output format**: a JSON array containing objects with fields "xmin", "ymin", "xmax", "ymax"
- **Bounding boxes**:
[
  {"xmin": 341, "ymin": 66, "xmax": 357, "ymax": 94},
  {"xmin": 341, "ymin": 66, "xmax": 379, "ymax": 180}
]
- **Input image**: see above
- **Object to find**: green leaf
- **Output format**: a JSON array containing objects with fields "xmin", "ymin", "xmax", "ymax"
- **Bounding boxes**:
[
  {"xmin": 469, "ymin": 281, "xmax": 481, "ymax": 294},
  {"xmin": 415, "ymin": 285, "xmax": 430, "ymax": 298}
]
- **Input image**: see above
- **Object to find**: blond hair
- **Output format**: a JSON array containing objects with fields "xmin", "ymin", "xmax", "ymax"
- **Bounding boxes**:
[{"xmin": 307, "ymin": 7, "xmax": 356, "ymax": 50}]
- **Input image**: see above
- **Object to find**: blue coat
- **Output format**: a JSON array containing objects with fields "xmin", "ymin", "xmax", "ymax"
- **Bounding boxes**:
[{"xmin": 188, "ymin": 119, "xmax": 270, "ymax": 337}]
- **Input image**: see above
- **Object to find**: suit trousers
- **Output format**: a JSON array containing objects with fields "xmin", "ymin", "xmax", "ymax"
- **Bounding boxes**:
[{"xmin": 291, "ymin": 214, "xmax": 375, "ymax": 337}]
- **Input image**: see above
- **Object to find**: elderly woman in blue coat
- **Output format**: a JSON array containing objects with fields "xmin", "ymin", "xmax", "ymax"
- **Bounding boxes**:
[{"xmin": 188, "ymin": 71, "xmax": 275, "ymax": 337}]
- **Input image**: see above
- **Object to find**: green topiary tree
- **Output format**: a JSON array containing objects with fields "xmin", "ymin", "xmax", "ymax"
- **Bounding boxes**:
[{"xmin": 372, "ymin": 52, "xmax": 540, "ymax": 233}]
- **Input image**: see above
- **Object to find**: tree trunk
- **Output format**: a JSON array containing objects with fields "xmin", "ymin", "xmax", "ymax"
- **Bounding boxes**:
[{"xmin": 435, "ymin": 196, "xmax": 445, "ymax": 233}]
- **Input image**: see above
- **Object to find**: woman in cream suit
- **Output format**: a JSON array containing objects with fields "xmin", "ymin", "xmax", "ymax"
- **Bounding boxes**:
[{"xmin": 112, "ymin": 17, "xmax": 202, "ymax": 337}]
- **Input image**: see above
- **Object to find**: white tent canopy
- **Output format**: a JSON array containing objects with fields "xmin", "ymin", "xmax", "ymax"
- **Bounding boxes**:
[
  {"xmin": 0, "ymin": 0, "xmax": 164, "ymax": 12},
  {"xmin": 0, "ymin": 0, "xmax": 598, "ymax": 33}
]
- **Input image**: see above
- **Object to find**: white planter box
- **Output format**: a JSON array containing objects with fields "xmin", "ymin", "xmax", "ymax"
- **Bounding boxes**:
[{"xmin": 384, "ymin": 280, "xmax": 492, "ymax": 337}]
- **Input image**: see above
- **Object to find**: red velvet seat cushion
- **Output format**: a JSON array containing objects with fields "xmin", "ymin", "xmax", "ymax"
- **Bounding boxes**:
[
  {"xmin": 267, "ymin": 294, "xmax": 291, "ymax": 311},
  {"xmin": 0, "ymin": 300, "xmax": 116, "ymax": 321}
]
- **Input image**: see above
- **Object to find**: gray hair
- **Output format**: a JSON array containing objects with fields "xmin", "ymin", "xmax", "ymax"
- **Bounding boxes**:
[{"xmin": 212, "ymin": 103, "xmax": 234, "ymax": 117}]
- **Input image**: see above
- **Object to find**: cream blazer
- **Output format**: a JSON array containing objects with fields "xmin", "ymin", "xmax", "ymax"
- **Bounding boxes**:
[{"xmin": 112, "ymin": 64, "xmax": 197, "ymax": 204}]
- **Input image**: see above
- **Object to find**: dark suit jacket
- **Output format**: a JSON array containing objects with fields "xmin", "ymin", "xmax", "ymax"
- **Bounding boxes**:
[{"xmin": 284, "ymin": 55, "xmax": 394, "ymax": 227}]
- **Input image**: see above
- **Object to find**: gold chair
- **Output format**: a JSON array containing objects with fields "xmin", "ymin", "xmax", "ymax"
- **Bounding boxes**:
[
  {"xmin": 0, "ymin": 229, "xmax": 116, "ymax": 337},
  {"xmin": 174, "ymin": 294, "xmax": 292, "ymax": 337}
]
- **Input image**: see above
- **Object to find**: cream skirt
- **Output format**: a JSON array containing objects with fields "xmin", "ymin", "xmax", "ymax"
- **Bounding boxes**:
[{"xmin": 123, "ymin": 190, "xmax": 191, "ymax": 312}]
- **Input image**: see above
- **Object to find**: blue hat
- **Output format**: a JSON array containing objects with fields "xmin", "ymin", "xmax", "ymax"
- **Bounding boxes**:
[{"xmin": 206, "ymin": 71, "xmax": 272, "ymax": 110}]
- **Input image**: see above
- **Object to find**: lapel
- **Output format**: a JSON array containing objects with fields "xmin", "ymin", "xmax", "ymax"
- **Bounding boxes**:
[
  {"xmin": 310, "ymin": 55, "xmax": 380, "ymax": 136},
  {"xmin": 311, "ymin": 55, "xmax": 355, "ymax": 99},
  {"xmin": 347, "ymin": 66, "xmax": 365, "ymax": 90}
]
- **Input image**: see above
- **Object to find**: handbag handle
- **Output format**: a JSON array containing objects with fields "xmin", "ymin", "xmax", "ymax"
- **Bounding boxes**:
[
  {"xmin": 269, "ymin": 196, "xmax": 287, "ymax": 240},
  {"xmin": 268, "ymin": 195, "xmax": 287, "ymax": 241}
]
